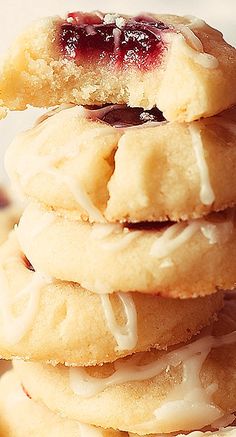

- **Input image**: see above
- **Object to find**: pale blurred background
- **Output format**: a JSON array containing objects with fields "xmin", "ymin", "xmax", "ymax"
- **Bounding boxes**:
[{"xmin": 0, "ymin": 0, "xmax": 235, "ymax": 180}]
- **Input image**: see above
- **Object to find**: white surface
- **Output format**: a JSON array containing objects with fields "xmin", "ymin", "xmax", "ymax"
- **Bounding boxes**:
[{"xmin": 0, "ymin": 0, "xmax": 235, "ymax": 181}]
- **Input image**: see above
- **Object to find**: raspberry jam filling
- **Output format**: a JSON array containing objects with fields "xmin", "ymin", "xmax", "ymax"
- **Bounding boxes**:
[
  {"xmin": 59, "ymin": 12, "xmax": 172, "ymax": 70},
  {"xmin": 87, "ymin": 104, "xmax": 166, "ymax": 127},
  {"xmin": 125, "ymin": 221, "xmax": 173, "ymax": 232}
]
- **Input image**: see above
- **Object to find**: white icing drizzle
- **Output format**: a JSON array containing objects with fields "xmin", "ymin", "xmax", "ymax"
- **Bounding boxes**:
[
  {"xmin": 0, "ymin": 265, "xmax": 52, "ymax": 344},
  {"xmin": 78, "ymin": 423, "xmax": 103, "ymax": 437},
  {"xmin": 159, "ymin": 258, "xmax": 174, "ymax": 268},
  {"xmin": 150, "ymin": 211, "xmax": 233, "ymax": 259},
  {"xmin": 35, "ymin": 104, "xmax": 76, "ymax": 125},
  {"xmin": 176, "ymin": 24, "xmax": 203, "ymax": 51},
  {"xmin": 148, "ymin": 352, "xmax": 223, "ymax": 433},
  {"xmin": 150, "ymin": 221, "xmax": 201, "ymax": 258},
  {"xmin": 69, "ymin": 326, "xmax": 236, "ymax": 397},
  {"xmin": 188, "ymin": 45, "xmax": 219, "ymax": 69},
  {"xmin": 113, "ymin": 28, "xmax": 122, "ymax": 51},
  {"xmin": 200, "ymin": 216, "xmax": 234, "ymax": 245},
  {"xmin": 17, "ymin": 109, "xmax": 109, "ymax": 223},
  {"xmin": 184, "ymin": 15, "xmax": 206, "ymax": 29},
  {"xmin": 69, "ymin": 320, "xmax": 236, "ymax": 433},
  {"xmin": 81, "ymin": 104, "xmax": 124, "ymax": 121},
  {"xmin": 176, "ymin": 33, "xmax": 219, "ymax": 69},
  {"xmin": 91, "ymin": 223, "xmax": 123, "ymax": 239},
  {"xmin": 19, "ymin": 152, "xmax": 105, "ymax": 223},
  {"xmin": 189, "ymin": 124, "xmax": 215, "ymax": 205},
  {"xmin": 55, "ymin": 172, "xmax": 105, "ymax": 222},
  {"xmin": 19, "ymin": 204, "xmax": 234, "ymax": 271},
  {"xmin": 100, "ymin": 292, "xmax": 138, "ymax": 351},
  {"xmin": 91, "ymin": 223, "xmax": 142, "ymax": 251}
]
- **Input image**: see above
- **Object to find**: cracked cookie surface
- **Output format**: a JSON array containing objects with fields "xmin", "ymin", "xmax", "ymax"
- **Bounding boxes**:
[{"xmin": 6, "ymin": 105, "xmax": 236, "ymax": 224}]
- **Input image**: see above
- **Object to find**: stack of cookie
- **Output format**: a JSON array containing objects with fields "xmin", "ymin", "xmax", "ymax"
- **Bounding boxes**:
[{"xmin": 0, "ymin": 10, "xmax": 236, "ymax": 437}]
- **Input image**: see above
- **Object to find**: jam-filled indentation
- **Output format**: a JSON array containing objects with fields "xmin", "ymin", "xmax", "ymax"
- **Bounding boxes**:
[
  {"xmin": 90, "ymin": 104, "xmax": 166, "ymax": 127},
  {"xmin": 59, "ymin": 12, "xmax": 172, "ymax": 70}
]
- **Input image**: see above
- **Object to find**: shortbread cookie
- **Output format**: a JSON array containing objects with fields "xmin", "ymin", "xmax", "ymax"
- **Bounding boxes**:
[
  {"xmin": 17, "ymin": 202, "xmax": 236, "ymax": 297},
  {"xmin": 0, "ymin": 12, "xmax": 236, "ymax": 121},
  {"xmin": 13, "ymin": 298, "xmax": 236, "ymax": 435},
  {"xmin": 6, "ymin": 105, "xmax": 236, "ymax": 223},
  {"xmin": 0, "ymin": 371, "xmax": 126, "ymax": 437},
  {"xmin": 0, "ymin": 234, "xmax": 223, "ymax": 366}
]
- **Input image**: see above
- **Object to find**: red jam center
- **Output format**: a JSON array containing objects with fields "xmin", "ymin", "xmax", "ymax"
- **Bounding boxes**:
[{"xmin": 59, "ymin": 12, "xmax": 171, "ymax": 70}]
